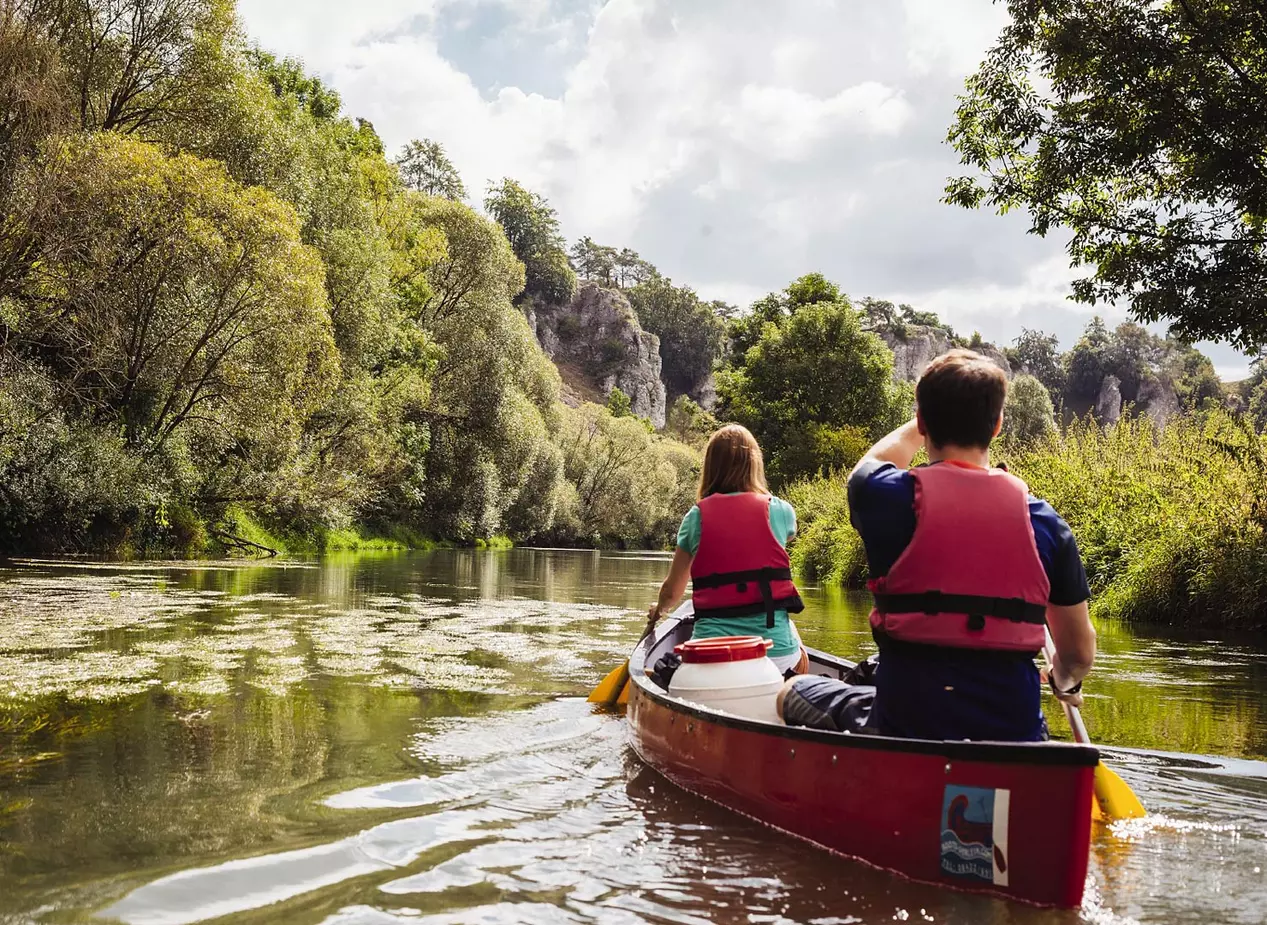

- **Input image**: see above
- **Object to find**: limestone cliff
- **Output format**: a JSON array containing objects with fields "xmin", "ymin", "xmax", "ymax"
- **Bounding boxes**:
[
  {"xmin": 1096, "ymin": 375, "xmax": 1123, "ymax": 425},
  {"xmin": 527, "ymin": 283, "xmax": 667, "ymax": 428},
  {"xmin": 877, "ymin": 326, "xmax": 1013, "ymax": 382}
]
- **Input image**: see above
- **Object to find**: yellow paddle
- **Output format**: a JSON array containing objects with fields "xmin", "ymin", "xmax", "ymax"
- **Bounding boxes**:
[
  {"xmin": 588, "ymin": 612, "xmax": 660, "ymax": 707},
  {"xmin": 1042, "ymin": 631, "xmax": 1146, "ymax": 821}
]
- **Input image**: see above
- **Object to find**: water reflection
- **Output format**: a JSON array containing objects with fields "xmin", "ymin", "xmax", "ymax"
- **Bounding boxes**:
[{"xmin": 0, "ymin": 550, "xmax": 1266, "ymax": 924}]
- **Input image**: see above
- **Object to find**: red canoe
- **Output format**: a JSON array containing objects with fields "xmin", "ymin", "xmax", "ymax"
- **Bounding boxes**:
[{"xmin": 626, "ymin": 613, "xmax": 1099, "ymax": 908}]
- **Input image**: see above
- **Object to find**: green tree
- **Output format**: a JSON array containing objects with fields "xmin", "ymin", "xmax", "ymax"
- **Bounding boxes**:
[
  {"xmin": 553, "ymin": 402, "xmax": 686, "ymax": 544},
  {"xmin": 54, "ymin": 0, "xmax": 237, "ymax": 135},
  {"xmin": 627, "ymin": 275, "xmax": 725, "ymax": 400},
  {"xmin": 1007, "ymin": 329, "xmax": 1065, "ymax": 397},
  {"xmin": 1065, "ymin": 317, "xmax": 1112, "ymax": 405},
  {"xmin": 406, "ymin": 195, "xmax": 569, "ymax": 539},
  {"xmin": 13, "ymin": 133, "xmax": 337, "ymax": 456},
  {"xmin": 947, "ymin": 0, "xmax": 1267, "ymax": 348},
  {"xmin": 246, "ymin": 49, "xmax": 342, "ymax": 120},
  {"xmin": 900, "ymin": 304, "xmax": 947, "ymax": 331},
  {"xmin": 1167, "ymin": 343, "xmax": 1224, "ymax": 409},
  {"xmin": 484, "ymin": 178, "xmax": 576, "ymax": 305},
  {"xmin": 665, "ymin": 395, "xmax": 718, "ymax": 448},
  {"xmin": 614, "ymin": 247, "xmax": 655, "ymax": 288},
  {"xmin": 396, "ymin": 138, "xmax": 465, "ymax": 200},
  {"xmin": 1251, "ymin": 380, "xmax": 1267, "ymax": 432},
  {"xmin": 717, "ymin": 296, "xmax": 900, "ymax": 486},
  {"xmin": 725, "ymin": 272, "xmax": 842, "ymax": 366},
  {"xmin": 858, "ymin": 297, "xmax": 900, "ymax": 331},
  {"xmin": 569, "ymin": 236, "xmax": 617, "ymax": 286},
  {"xmin": 1003, "ymin": 375, "xmax": 1056, "ymax": 444},
  {"xmin": 606, "ymin": 387, "xmax": 632, "ymax": 418}
]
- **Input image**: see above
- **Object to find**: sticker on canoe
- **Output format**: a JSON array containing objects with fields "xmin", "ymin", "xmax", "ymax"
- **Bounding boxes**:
[{"xmin": 940, "ymin": 785, "xmax": 1010, "ymax": 887}]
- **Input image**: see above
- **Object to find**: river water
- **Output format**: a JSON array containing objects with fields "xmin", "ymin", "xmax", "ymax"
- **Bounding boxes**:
[{"xmin": 0, "ymin": 549, "xmax": 1265, "ymax": 925}]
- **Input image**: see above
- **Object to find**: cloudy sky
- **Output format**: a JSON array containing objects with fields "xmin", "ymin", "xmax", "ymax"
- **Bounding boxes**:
[{"xmin": 237, "ymin": 0, "xmax": 1251, "ymax": 378}]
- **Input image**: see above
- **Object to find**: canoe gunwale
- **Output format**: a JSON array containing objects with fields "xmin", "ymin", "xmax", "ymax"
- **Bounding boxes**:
[{"xmin": 629, "ymin": 613, "xmax": 1100, "ymax": 768}]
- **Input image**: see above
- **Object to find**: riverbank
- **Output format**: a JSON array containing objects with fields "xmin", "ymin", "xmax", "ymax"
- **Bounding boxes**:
[{"xmin": 789, "ymin": 411, "xmax": 1267, "ymax": 632}]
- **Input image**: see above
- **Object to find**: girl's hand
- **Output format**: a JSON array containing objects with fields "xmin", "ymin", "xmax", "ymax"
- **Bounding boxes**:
[{"xmin": 646, "ymin": 604, "xmax": 663, "ymax": 624}]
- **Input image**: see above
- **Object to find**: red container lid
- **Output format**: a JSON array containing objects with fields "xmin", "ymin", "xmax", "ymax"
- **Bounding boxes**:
[{"xmin": 674, "ymin": 635, "xmax": 774, "ymax": 664}]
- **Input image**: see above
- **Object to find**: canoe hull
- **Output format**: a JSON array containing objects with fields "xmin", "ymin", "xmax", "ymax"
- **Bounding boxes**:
[{"xmin": 626, "ymin": 616, "xmax": 1096, "ymax": 908}]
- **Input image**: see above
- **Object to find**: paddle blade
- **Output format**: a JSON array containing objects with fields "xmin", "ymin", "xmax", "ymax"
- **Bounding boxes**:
[
  {"xmin": 587, "ymin": 662, "xmax": 630, "ymax": 704},
  {"xmin": 1094, "ymin": 761, "xmax": 1147, "ymax": 820}
]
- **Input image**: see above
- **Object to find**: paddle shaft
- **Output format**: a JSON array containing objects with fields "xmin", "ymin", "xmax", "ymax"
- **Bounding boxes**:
[
  {"xmin": 1041, "ymin": 630, "xmax": 1089, "ymax": 743},
  {"xmin": 1057, "ymin": 696, "xmax": 1091, "ymax": 745}
]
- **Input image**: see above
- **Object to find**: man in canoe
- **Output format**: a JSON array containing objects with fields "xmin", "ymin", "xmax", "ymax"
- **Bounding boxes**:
[{"xmin": 778, "ymin": 349, "xmax": 1096, "ymax": 741}]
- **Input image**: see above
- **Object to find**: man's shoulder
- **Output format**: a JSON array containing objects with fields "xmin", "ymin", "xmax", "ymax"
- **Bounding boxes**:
[
  {"xmin": 1027, "ymin": 496, "xmax": 1075, "ymax": 542},
  {"xmin": 847, "ymin": 459, "xmax": 914, "ymax": 498}
]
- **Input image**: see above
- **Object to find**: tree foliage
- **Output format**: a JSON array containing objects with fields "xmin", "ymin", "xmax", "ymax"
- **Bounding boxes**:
[
  {"xmin": 15, "ymin": 133, "xmax": 336, "ymax": 452},
  {"xmin": 1002, "ymin": 375, "xmax": 1056, "ymax": 445},
  {"xmin": 627, "ymin": 275, "xmax": 725, "ymax": 400},
  {"xmin": 725, "ymin": 273, "xmax": 842, "ymax": 366},
  {"xmin": 947, "ymin": 0, "xmax": 1267, "ymax": 348},
  {"xmin": 484, "ymin": 177, "xmax": 576, "ymax": 306},
  {"xmin": 0, "ymin": 2, "xmax": 698, "ymax": 554},
  {"xmin": 1006, "ymin": 329, "xmax": 1066, "ymax": 397},
  {"xmin": 1061, "ymin": 316, "xmax": 1223, "ymax": 415},
  {"xmin": 717, "ymin": 289, "xmax": 902, "ymax": 486},
  {"xmin": 397, "ymin": 138, "xmax": 465, "ymax": 200},
  {"xmin": 606, "ymin": 387, "xmax": 632, "ymax": 418},
  {"xmin": 553, "ymin": 402, "xmax": 693, "ymax": 545}
]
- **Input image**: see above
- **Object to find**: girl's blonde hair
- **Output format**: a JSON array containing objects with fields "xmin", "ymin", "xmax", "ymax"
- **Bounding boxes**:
[{"xmin": 698, "ymin": 424, "xmax": 769, "ymax": 500}]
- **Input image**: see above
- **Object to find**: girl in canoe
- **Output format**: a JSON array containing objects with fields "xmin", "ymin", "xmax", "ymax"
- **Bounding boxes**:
[{"xmin": 647, "ymin": 424, "xmax": 808, "ymax": 676}]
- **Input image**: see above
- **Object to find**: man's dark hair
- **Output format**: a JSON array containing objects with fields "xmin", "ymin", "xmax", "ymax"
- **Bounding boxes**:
[{"xmin": 916, "ymin": 349, "xmax": 1008, "ymax": 449}]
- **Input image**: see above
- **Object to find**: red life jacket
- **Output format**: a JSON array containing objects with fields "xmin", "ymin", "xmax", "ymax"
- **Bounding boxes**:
[
  {"xmin": 868, "ymin": 462, "xmax": 1050, "ymax": 652},
  {"xmin": 690, "ymin": 492, "xmax": 804, "ymax": 629}
]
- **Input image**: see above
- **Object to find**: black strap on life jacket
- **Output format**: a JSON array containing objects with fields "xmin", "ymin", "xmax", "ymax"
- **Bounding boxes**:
[
  {"xmin": 693, "ymin": 567, "xmax": 802, "ymax": 629},
  {"xmin": 872, "ymin": 590, "xmax": 1046, "ymax": 631},
  {"xmin": 690, "ymin": 566, "xmax": 793, "ymax": 589}
]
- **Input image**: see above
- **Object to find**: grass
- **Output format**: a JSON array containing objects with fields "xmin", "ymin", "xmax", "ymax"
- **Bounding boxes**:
[
  {"xmin": 212, "ymin": 507, "xmax": 474, "ymax": 557},
  {"xmin": 788, "ymin": 411, "xmax": 1267, "ymax": 630}
]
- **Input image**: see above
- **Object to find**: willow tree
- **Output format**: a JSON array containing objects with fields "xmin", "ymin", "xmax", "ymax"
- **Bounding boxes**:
[{"xmin": 13, "ymin": 133, "xmax": 337, "ymax": 465}]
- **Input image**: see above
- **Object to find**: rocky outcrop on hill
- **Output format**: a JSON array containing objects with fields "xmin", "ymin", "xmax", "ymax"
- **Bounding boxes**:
[
  {"xmin": 1096, "ymin": 375, "xmax": 1123, "ymax": 425},
  {"xmin": 1137, "ymin": 376, "xmax": 1180, "ymax": 426},
  {"xmin": 877, "ymin": 327, "xmax": 1013, "ymax": 382},
  {"xmin": 527, "ymin": 282, "xmax": 667, "ymax": 428}
]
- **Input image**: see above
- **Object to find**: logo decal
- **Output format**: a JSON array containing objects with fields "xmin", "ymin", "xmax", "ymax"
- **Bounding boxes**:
[{"xmin": 940, "ymin": 785, "xmax": 1010, "ymax": 886}]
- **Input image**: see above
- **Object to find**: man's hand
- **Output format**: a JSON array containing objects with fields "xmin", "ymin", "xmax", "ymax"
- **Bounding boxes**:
[
  {"xmin": 1045, "ymin": 601, "xmax": 1095, "ymax": 708},
  {"xmin": 1041, "ymin": 660, "xmax": 1085, "ymax": 709}
]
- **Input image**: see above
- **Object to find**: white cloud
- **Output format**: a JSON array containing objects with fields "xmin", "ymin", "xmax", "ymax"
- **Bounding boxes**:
[
  {"xmin": 725, "ymin": 83, "xmax": 913, "ymax": 161},
  {"xmin": 236, "ymin": 0, "xmax": 441, "ymax": 64}
]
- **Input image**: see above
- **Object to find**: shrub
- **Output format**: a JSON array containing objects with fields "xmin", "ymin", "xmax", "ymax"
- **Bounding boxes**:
[{"xmin": 789, "ymin": 410, "xmax": 1267, "ymax": 631}]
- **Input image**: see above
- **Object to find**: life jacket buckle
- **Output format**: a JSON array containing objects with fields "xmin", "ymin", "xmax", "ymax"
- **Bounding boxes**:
[
  {"xmin": 967, "ymin": 612, "xmax": 987, "ymax": 632},
  {"xmin": 736, "ymin": 581, "xmax": 748, "ymax": 593}
]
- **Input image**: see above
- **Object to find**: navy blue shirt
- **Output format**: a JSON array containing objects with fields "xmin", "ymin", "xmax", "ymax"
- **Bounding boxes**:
[{"xmin": 849, "ymin": 460, "xmax": 1090, "ymax": 741}]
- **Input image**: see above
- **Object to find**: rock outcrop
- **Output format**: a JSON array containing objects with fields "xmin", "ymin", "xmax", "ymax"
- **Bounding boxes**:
[
  {"xmin": 877, "ymin": 327, "xmax": 1013, "ymax": 382},
  {"xmin": 1096, "ymin": 375, "xmax": 1123, "ymax": 425},
  {"xmin": 1137, "ymin": 375, "xmax": 1180, "ymax": 426},
  {"xmin": 528, "ymin": 283, "xmax": 667, "ymax": 428}
]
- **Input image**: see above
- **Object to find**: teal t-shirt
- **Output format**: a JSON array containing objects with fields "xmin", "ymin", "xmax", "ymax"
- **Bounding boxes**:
[{"xmin": 677, "ymin": 494, "xmax": 798, "ymax": 657}]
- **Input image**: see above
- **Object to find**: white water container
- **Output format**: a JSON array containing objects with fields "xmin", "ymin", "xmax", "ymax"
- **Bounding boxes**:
[{"xmin": 668, "ymin": 636, "xmax": 786, "ymax": 724}]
